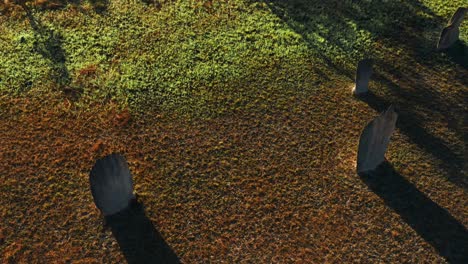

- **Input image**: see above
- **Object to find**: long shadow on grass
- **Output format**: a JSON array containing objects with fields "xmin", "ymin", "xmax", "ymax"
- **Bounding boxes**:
[
  {"xmin": 359, "ymin": 161, "xmax": 468, "ymax": 263},
  {"xmin": 372, "ymin": 61, "xmax": 465, "ymax": 142},
  {"xmin": 263, "ymin": 0, "xmax": 467, "ymax": 126},
  {"xmin": 106, "ymin": 199, "xmax": 181, "ymax": 264},
  {"xmin": 19, "ymin": 3, "xmax": 83, "ymax": 100},
  {"xmin": 263, "ymin": 0, "xmax": 465, "ymax": 73},
  {"xmin": 89, "ymin": 0, "xmax": 109, "ymax": 13},
  {"xmin": 264, "ymin": 0, "xmax": 466, "ymax": 188},
  {"xmin": 357, "ymin": 91, "xmax": 466, "ymax": 190},
  {"xmin": 262, "ymin": 0, "xmax": 443, "ymax": 75}
]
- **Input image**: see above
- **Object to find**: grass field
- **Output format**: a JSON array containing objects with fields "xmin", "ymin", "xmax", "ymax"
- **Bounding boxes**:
[{"xmin": 0, "ymin": 0, "xmax": 467, "ymax": 263}]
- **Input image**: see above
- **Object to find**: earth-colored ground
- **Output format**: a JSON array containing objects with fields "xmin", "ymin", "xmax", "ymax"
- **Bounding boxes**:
[{"xmin": 0, "ymin": 0, "xmax": 467, "ymax": 263}]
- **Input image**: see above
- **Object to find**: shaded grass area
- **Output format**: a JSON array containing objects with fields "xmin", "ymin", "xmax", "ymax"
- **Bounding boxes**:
[
  {"xmin": 106, "ymin": 199, "xmax": 181, "ymax": 263},
  {"xmin": 0, "ymin": 0, "xmax": 467, "ymax": 263},
  {"xmin": 264, "ymin": 0, "xmax": 467, "ymax": 189},
  {"xmin": 265, "ymin": 0, "xmax": 468, "ymax": 186},
  {"xmin": 360, "ymin": 162, "xmax": 468, "ymax": 262}
]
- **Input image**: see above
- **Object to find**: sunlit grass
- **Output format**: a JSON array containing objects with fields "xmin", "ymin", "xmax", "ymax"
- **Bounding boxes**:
[{"xmin": 0, "ymin": 0, "xmax": 466, "ymax": 262}]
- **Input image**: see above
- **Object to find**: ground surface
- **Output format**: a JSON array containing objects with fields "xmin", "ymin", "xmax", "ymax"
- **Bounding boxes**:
[{"xmin": 0, "ymin": 0, "xmax": 467, "ymax": 263}]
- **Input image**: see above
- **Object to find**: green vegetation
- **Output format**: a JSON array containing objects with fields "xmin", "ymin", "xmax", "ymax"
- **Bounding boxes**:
[
  {"xmin": 1, "ymin": 1, "xmax": 466, "ymax": 117},
  {"xmin": 0, "ymin": 0, "xmax": 466, "ymax": 262},
  {"xmin": 1, "ymin": 1, "xmax": 314, "ymax": 117}
]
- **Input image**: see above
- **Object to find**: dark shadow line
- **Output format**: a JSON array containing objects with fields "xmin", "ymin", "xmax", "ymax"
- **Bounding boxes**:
[
  {"xmin": 89, "ymin": 0, "xmax": 109, "ymax": 14},
  {"xmin": 372, "ymin": 58, "xmax": 466, "ymax": 113},
  {"xmin": 371, "ymin": 69, "xmax": 465, "ymax": 142},
  {"xmin": 359, "ymin": 161, "xmax": 468, "ymax": 263},
  {"xmin": 263, "ymin": 0, "xmax": 467, "ymax": 92},
  {"xmin": 106, "ymin": 199, "xmax": 181, "ymax": 264},
  {"xmin": 263, "ymin": 0, "xmax": 352, "ymax": 78},
  {"xmin": 22, "ymin": 5, "xmax": 67, "ymax": 66},
  {"xmin": 19, "ymin": 4, "xmax": 84, "ymax": 99},
  {"xmin": 357, "ymin": 91, "xmax": 466, "ymax": 190},
  {"xmin": 20, "ymin": 3, "xmax": 43, "ymax": 33}
]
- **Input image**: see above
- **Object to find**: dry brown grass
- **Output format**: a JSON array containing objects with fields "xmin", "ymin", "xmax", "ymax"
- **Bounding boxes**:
[
  {"xmin": 0, "ymin": 70, "xmax": 466, "ymax": 262},
  {"xmin": 0, "ymin": 1, "xmax": 467, "ymax": 262}
]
